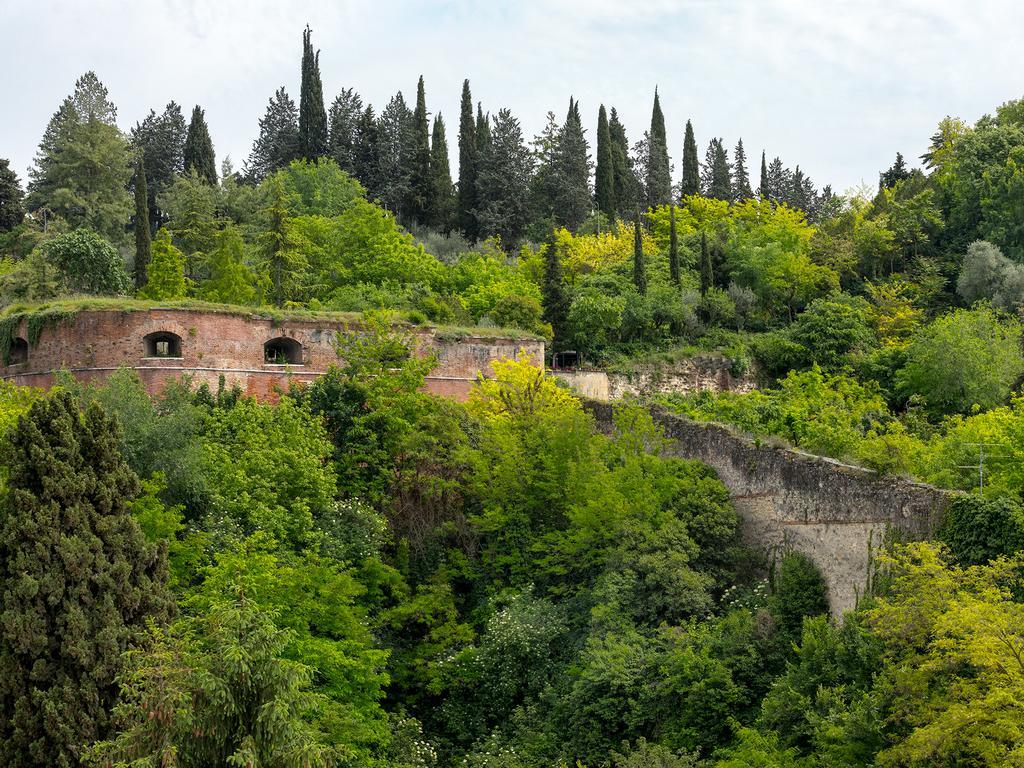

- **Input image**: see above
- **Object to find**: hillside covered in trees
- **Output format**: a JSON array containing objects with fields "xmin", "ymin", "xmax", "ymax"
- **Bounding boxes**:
[{"xmin": 4, "ymin": 22, "xmax": 1024, "ymax": 768}]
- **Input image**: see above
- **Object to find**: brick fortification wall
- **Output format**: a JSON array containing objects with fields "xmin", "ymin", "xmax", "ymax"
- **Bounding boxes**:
[
  {"xmin": 585, "ymin": 401, "xmax": 951, "ymax": 615},
  {"xmin": 0, "ymin": 309, "xmax": 544, "ymax": 401}
]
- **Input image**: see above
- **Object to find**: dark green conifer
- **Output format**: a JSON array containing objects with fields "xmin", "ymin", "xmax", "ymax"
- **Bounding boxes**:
[
  {"xmin": 298, "ymin": 25, "xmax": 328, "ymax": 160},
  {"xmin": 133, "ymin": 153, "xmax": 151, "ymax": 289},
  {"xmin": 608, "ymin": 108, "xmax": 637, "ymax": 217},
  {"xmin": 0, "ymin": 158, "xmax": 26, "ymax": 232},
  {"xmin": 456, "ymin": 80, "xmax": 478, "ymax": 239},
  {"xmin": 645, "ymin": 88, "xmax": 671, "ymax": 209},
  {"xmin": 680, "ymin": 119, "xmax": 700, "ymax": 198},
  {"xmin": 428, "ymin": 113, "xmax": 455, "ymax": 231},
  {"xmin": 554, "ymin": 97, "xmax": 591, "ymax": 231},
  {"xmin": 669, "ymin": 205, "xmax": 680, "ymax": 285},
  {"xmin": 759, "ymin": 150, "xmax": 769, "ymax": 200},
  {"xmin": 475, "ymin": 102, "xmax": 491, "ymax": 154},
  {"xmin": 0, "ymin": 392, "xmax": 171, "ymax": 765},
  {"xmin": 409, "ymin": 76, "xmax": 432, "ymax": 226},
  {"xmin": 733, "ymin": 138, "xmax": 753, "ymax": 200},
  {"xmin": 595, "ymin": 104, "xmax": 615, "ymax": 221},
  {"xmin": 541, "ymin": 230, "xmax": 570, "ymax": 346},
  {"xmin": 633, "ymin": 209, "xmax": 647, "ymax": 294},
  {"xmin": 183, "ymin": 105, "xmax": 217, "ymax": 184}
]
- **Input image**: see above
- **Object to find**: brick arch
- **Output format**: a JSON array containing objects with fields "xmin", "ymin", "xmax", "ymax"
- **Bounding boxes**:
[{"xmin": 264, "ymin": 336, "xmax": 303, "ymax": 365}]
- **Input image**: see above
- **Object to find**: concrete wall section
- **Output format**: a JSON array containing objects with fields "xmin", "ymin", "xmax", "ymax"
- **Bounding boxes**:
[
  {"xmin": 585, "ymin": 401, "xmax": 950, "ymax": 615},
  {"xmin": 553, "ymin": 357, "xmax": 757, "ymax": 401},
  {"xmin": 0, "ymin": 309, "xmax": 544, "ymax": 401}
]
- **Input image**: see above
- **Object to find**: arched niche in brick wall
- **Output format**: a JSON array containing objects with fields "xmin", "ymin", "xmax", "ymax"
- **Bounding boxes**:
[
  {"xmin": 143, "ymin": 331, "xmax": 183, "ymax": 359},
  {"xmin": 264, "ymin": 337, "xmax": 303, "ymax": 365}
]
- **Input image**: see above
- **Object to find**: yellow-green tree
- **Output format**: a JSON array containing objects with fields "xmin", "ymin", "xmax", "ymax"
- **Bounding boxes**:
[{"xmin": 139, "ymin": 227, "xmax": 188, "ymax": 300}]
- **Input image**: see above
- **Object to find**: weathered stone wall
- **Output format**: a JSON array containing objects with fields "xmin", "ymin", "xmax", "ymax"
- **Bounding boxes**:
[
  {"xmin": 0, "ymin": 309, "xmax": 544, "ymax": 401},
  {"xmin": 553, "ymin": 356, "xmax": 757, "ymax": 401},
  {"xmin": 585, "ymin": 400, "xmax": 951, "ymax": 615}
]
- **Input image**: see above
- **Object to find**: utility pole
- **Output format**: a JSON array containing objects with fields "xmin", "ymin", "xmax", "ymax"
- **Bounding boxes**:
[{"xmin": 959, "ymin": 442, "xmax": 1003, "ymax": 494}]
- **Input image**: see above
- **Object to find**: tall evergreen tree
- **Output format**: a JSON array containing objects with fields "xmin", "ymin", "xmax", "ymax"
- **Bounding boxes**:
[
  {"xmin": 700, "ymin": 231, "xmax": 713, "ymax": 296},
  {"xmin": 765, "ymin": 156, "xmax": 789, "ymax": 204},
  {"xmin": 245, "ymin": 87, "xmax": 300, "ymax": 182},
  {"xmin": 130, "ymin": 102, "xmax": 187, "ymax": 230},
  {"xmin": 133, "ymin": 153, "xmax": 151, "ymax": 289},
  {"xmin": 427, "ymin": 113, "xmax": 455, "ymax": 231},
  {"xmin": 298, "ymin": 25, "xmax": 328, "ymax": 161},
  {"xmin": 0, "ymin": 158, "xmax": 25, "ymax": 232},
  {"xmin": 327, "ymin": 88, "xmax": 364, "ymax": 175},
  {"xmin": 139, "ymin": 227, "xmax": 188, "ymax": 300},
  {"xmin": 0, "ymin": 392, "xmax": 171, "ymax": 766},
  {"xmin": 376, "ymin": 91, "xmax": 413, "ymax": 218},
  {"xmin": 456, "ymin": 80, "xmax": 479, "ymax": 240},
  {"xmin": 680, "ymin": 119, "xmax": 700, "ymax": 198},
  {"xmin": 645, "ymin": 88, "xmax": 672, "ymax": 209},
  {"xmin": 608, "ymin": 108, "xmax": 638, "ymax": 218},
  {"xmin": 183, "ymin": 105, "xmax": 217, "ymax": 184},
  {"xmin": 595, "ymin": 104, "xmax": 615, "ymax": 221},
  {"xmin": 541, "ymin": 231, "xmax": 570, "ymax": 347},
  {"xmin": 759, "ymin": 150, "xmax": 769, "ymax": 201},
  {"xmin": 669, "ymin": 205, "xmax": 680, "ymax": 285},
  {"xmin": 529, "ymin": 111, "xmax": 561, "ymax": 227},
  {"xmin": 701, "ymin": 138, "xmax": 732, "ymax": 200},
  {"xmin": 409, "ymin": 75, "xmax": 432, "ymax": 225},
  {"xmin": 633, "ymin": 209, "xmax": 647, "ymax": 294},
  {"xmin": 732, "ymin": 138, "xmax": 753, "ymax": 200},
  {"xmin": 554, "ymin": 97, "xmax": 591, "ymax": 230},
  {"xmin": 879, "ymin": 152, "xmax": 911, "ymax": 191},
  {"xmin": 475, "ymin": 109, "xmax": 532, "ymax": 248},
  {"xmin": 475, "ymin": 103, "xmax": 491, "ymax": 155},
  {"xmin": 259, "ymin": 175, "xmax": 306, "ymax": 306},
  {"xmin": 353, "ymin": 105, "xmax": 380, "ymax": 197}
]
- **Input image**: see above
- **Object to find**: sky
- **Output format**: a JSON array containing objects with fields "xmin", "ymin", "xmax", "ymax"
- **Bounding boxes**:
[{"xmin": 3, "ymin": 0, "xmax": 1024, "ymax": 196}]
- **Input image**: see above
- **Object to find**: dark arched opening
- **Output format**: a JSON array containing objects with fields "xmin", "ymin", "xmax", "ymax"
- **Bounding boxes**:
[
  {"xmin": 143, "ymin": 331, "xmax": 183, "ymax": 359},
  {"xmin": 264, "ymin": 337, "xmax": 303, "ymax": 365},
  {"xmin": 8, "ymin": 337, "xmax": 28, "ymax": 365}
]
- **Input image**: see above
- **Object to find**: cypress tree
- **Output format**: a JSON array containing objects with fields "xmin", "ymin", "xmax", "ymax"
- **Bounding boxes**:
[
  {"xmin": 645, "ymin": 88, "xmax": 672, "ymax": 209},
  {"xmin": 0, "ymin": 158, "xmax": 25, "ymax": 232},
  {"xmin": 475, "ymin": 102, "xmax": 491, "ymax": 155},
  {"xmin": 541, "ymin": 230, "xmax": 570, "ymax": 347},
  {"xmin": 428, "ymin": 113, "xmax": 455, "ymax": 231},
  {"xmin": 409, "ymin": 75, "xmax": 432, "ymax": 226},
  {"xmin": 595, "ymin": 104, "xmax": 615, "ymax": 221},
  {"xmin": 669, "ymin": 205, "xmax": 680, "ymax": 285},
  {"xmin": 633, "ymin": 209, "xmax": 647, "ymax": 294},
  {"xmin": 133, "ymin": 153, "xmax": 151, "ymax": 289},
  {"xmin": 298, "ymin": 25, "xmax": 328, "ymax": 161},
  {"xmin": 456, "ymin": 80, "xmax": 478, "ymax": 239},
  {"xmin": 0, "ymin": 392, "xmax": 171, "ymax": 766},
  {"xmin": 733, "ymin": 138, "xmax": 752, "ymax": 200},
  {"xmin": 608, "ymin": 108, "xmax": 637, "ymax": 218},
  {"xmin": 183, "ymin": 105, "xmax": 217, "ymax": 184},
  {"xmin": 700, "ymin": 231, "xmax": 713, "ymax": 296},
  {"xmin": 759, "ymin": 150, "xmax": 769, "ymax": 200},
  {"xmin": 680, "ymin": 119, "xmax": 700, "ymax": 198}
]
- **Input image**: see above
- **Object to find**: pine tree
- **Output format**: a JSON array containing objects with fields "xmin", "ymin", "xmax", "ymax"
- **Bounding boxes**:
[
  {"xmin": 245, "ymin": 88, "xmax": 300, "ymax": 182},
  {"xmin": 198, "ymin": 226, "xmax": 259, "ymax": 305},
  {"xmin": 183, "ymin": 105, "xmax": 217, "ymax": 184},
  {"xmin": 409, "ymin": 76, "xmax": 432, "ymax": 226},
  {"xmin": 700, "ymin": 231, "xmax": 713, "ymax": 296},
  {"xmin": 759, "ymin": 150, "xmax": 769, "ymax": 201},
  {"xmin": 259, "ymin": 175, "xmax": 307, "ymax": 306},
  {"xmin": 669, "ymin": 204, "xmax": 680, "ymax": 285},
  {"xmin": 765, "ymin": 156, "xmax": 789, "ymax": 204},
  {"xmin": 554, "ymin": 97, "xmax": 591, "ymax": 230},
  {"xmin": 608, "ymin": 108, "xmax": 638, "ymax": 218},
  {"xmin": 133, "ymin": 153, "xmax": 151, "ymax": 289},
  {"xmin": 541, "ymin": 230, "xmax": 570, "ymax": 346},
  {"xmin": 879, "ymin": 152, "xmax": 910, "ymax": 191},
  {"xmin": 427, "ymin": 113, "xmax": 455, "ymax": 231},
  {"xmin": 529, "ymin": 111, "xmax": 561, "ymax": 227},
  {"xmin": 327, "ymin": 88, "xmax": 364, "ymax": 174},
  {"xmin": 130, "ymin": 102, "xmax": 187, "ymax": 230},
  {"xmin": 456, "ymin": 80, "xmax": 478, "ymax": 240},
  {"xmin": 701, "ymin": 138, "xmax": 732, "ymax": 200},
  {"xmin": 633, "ymin": 209, "xmax": 647, "ymax": 294},
  {"xmin": 139, "ymin": 227, "xmax": 187, "ymax": 300},
  {"xmin": 298, "ymin": 26, "xmax": 328, "ymax": 161},
  {"xmin": 376, "ymin": 91, "xmax": 413, "ymax": 218},
  {"xmin": 595, "ymin": 104, "xmax": 615, "ymax": 221},
  {"xmin": 645, "ymin": 88, "xmax": 672, "ymax": 209},
  {"xmin": 0, "ymin": 158, "xmax": 26, "ymax": 232},
  {"xmin": 0, "ymin": 392, "xmax": 171, "ymax": 766},
  {"xmin": 475, "ymin": 109, "xmax": 532, "ymax": 248},
  {"xmin": 680, "ymin": 119, "xmax": 700, "ymax": 198},
  {"xmin": 732, "ymin": 138, "xmax": 753, "ymax": 200}
]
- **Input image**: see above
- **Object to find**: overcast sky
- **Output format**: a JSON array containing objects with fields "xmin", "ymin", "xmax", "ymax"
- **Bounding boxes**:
[{"xmin": 3, "ymin": 0, "xmax": 1023, "ymax": 195}]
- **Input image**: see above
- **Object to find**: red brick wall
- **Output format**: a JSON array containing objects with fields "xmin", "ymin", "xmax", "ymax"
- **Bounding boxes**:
[{"xmin": 0, "ymin": 309, "xmax": 545, "ymax": 402}]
